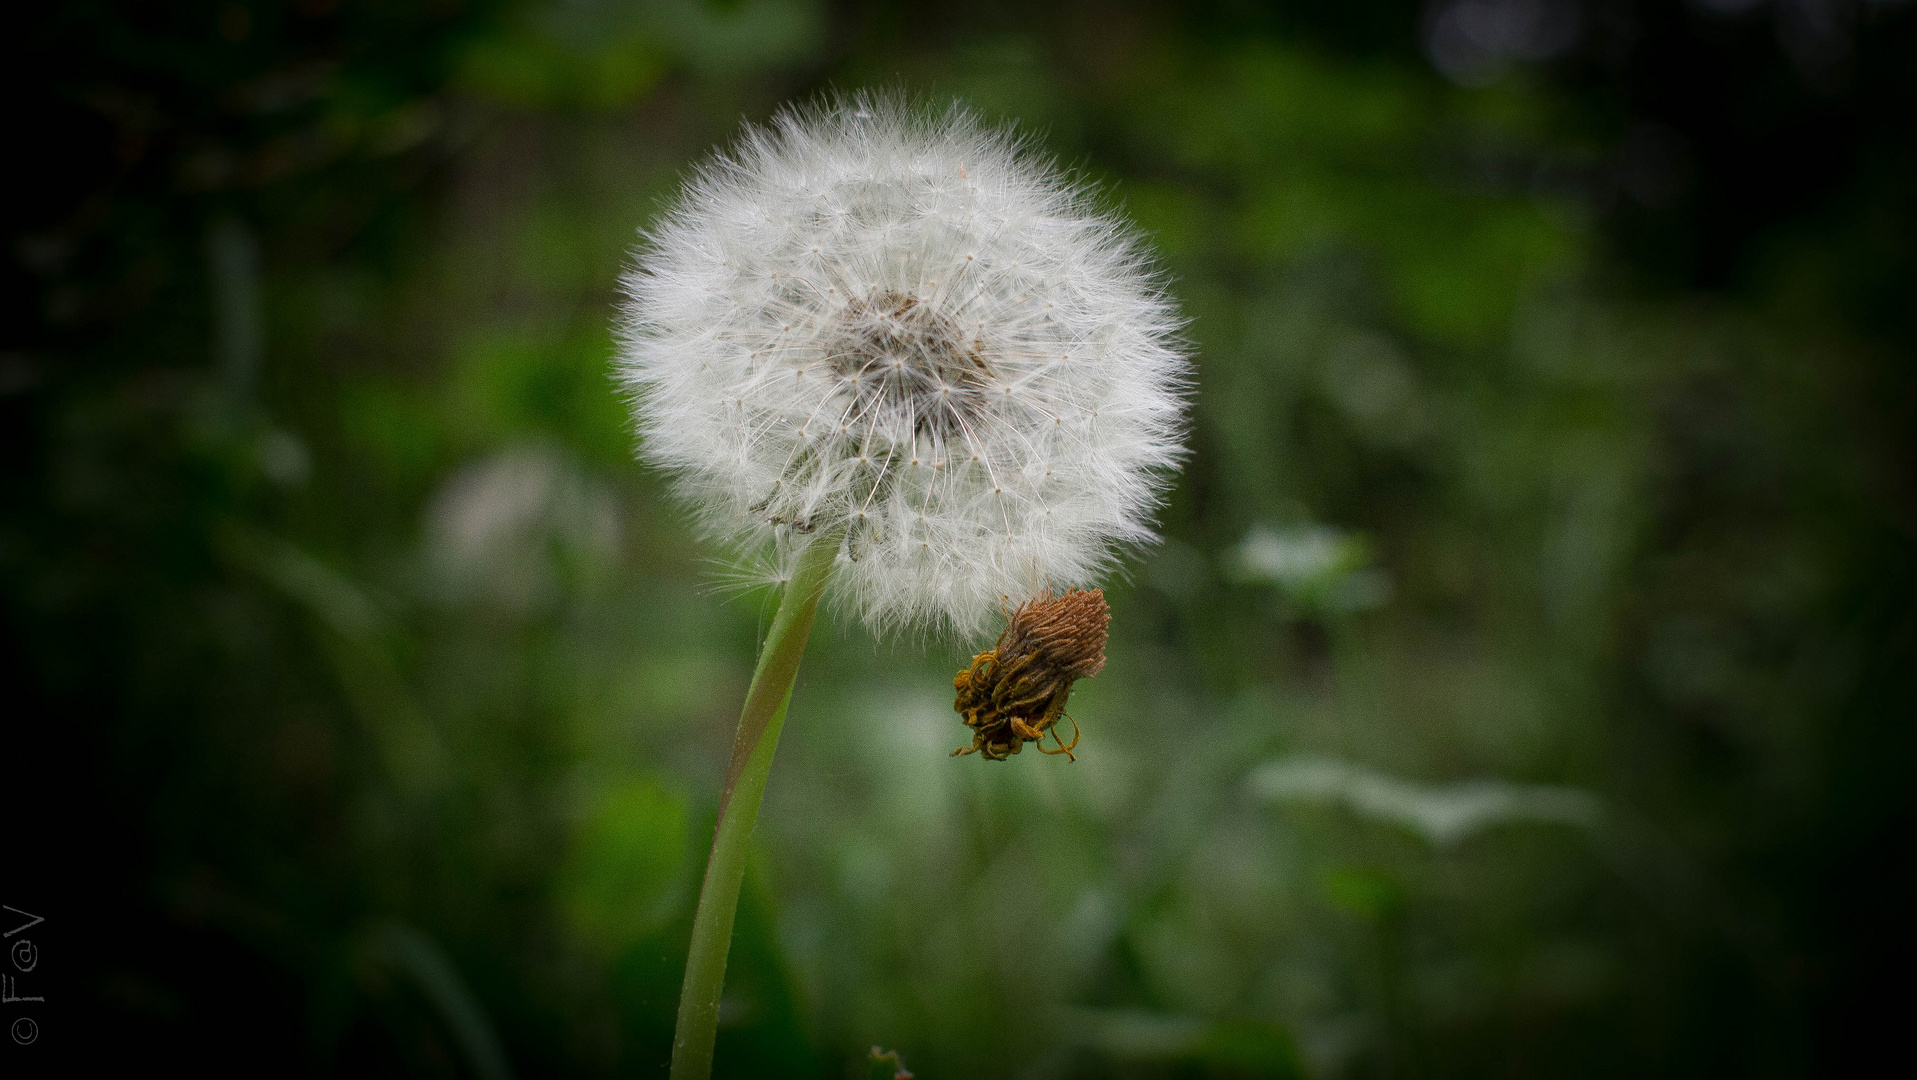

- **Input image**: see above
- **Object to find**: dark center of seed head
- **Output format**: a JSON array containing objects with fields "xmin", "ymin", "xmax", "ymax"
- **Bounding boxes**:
[{"xmin": 826, "ymin": 291, "xmax": 991, "ymax": 443}]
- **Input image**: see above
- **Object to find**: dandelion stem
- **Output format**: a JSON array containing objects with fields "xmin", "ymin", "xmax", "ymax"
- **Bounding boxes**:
[{"xmin": 671, "ymin": 530, "xmax": 841, "ymax": 1080}]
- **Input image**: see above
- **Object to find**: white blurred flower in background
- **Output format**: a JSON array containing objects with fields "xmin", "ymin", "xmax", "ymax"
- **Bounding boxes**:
[
  {"xmin": 1234, "ymin": 522, "xmax": 1392, "ymax": 613},
  {"xmin": 425, "ymin": 442, "xmax": 622, "ymax": 610}
]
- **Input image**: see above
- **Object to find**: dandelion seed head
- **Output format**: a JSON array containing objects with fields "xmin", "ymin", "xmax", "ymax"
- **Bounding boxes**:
[{"xmin": 616, "ymin": 93, "xmax": 1189, "ymax": 637}]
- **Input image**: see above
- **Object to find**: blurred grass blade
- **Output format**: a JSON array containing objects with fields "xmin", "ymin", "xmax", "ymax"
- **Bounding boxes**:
[
  {"xmin": 373, "ymin": 921, "xmax": 515, "ymax": 1080},
  {"xmin": 219, "ymin": 525, "xmax": 445, "ymax": 789},
  {"xmin": 1250, "ymin": 756, "xmax": 1603, "ymax": 848}
]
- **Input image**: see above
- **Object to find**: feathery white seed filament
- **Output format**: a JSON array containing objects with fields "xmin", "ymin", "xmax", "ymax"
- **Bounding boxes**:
[{"xmin": 615, "ymin": 94, "xmax": 1190, "ymax": 638}]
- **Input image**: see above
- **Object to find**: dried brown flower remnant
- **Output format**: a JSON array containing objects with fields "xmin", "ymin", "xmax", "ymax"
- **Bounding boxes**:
[{"xmin": 952, "ymin": 589, "xmax": 1110, "ymax": 761}]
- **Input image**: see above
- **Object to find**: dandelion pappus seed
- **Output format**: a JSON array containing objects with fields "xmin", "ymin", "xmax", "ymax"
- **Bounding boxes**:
[{"xmin": 617, "ymin": 93, "xmax": 1189, "ymax": 637}]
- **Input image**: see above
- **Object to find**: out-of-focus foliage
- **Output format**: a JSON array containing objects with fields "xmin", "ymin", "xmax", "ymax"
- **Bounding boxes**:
[{"xmin": 8, "ymin": 1, "xmax": 1913, "ymax": 1077}]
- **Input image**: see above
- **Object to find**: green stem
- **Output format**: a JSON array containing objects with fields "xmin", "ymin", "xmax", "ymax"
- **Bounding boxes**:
[{"xmin": 671, "ymin": 531, "xmax": 841, "ymax": 1080}]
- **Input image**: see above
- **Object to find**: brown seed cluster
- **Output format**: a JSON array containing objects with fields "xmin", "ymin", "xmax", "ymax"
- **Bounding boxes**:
[{"xmin": 951, "ymin": 588, "xmax": 1110, "ymax": 762}]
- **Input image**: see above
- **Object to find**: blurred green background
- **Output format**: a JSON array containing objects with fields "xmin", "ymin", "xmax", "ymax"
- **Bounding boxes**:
[{"xmin": 8, "ymin": 1, "xmax": 1914, "ymax": 1076}]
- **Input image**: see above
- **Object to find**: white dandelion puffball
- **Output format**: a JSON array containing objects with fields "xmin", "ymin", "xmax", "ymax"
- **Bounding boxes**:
[{"xmin": 616, "ymin": 96, "xmax": 1190, "ymax": 637}]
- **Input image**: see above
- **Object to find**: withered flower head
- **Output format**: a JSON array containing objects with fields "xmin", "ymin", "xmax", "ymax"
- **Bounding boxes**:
[{"xmin": 951, "ymin": 588, "xmax": 1110, "ymax": 761}]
